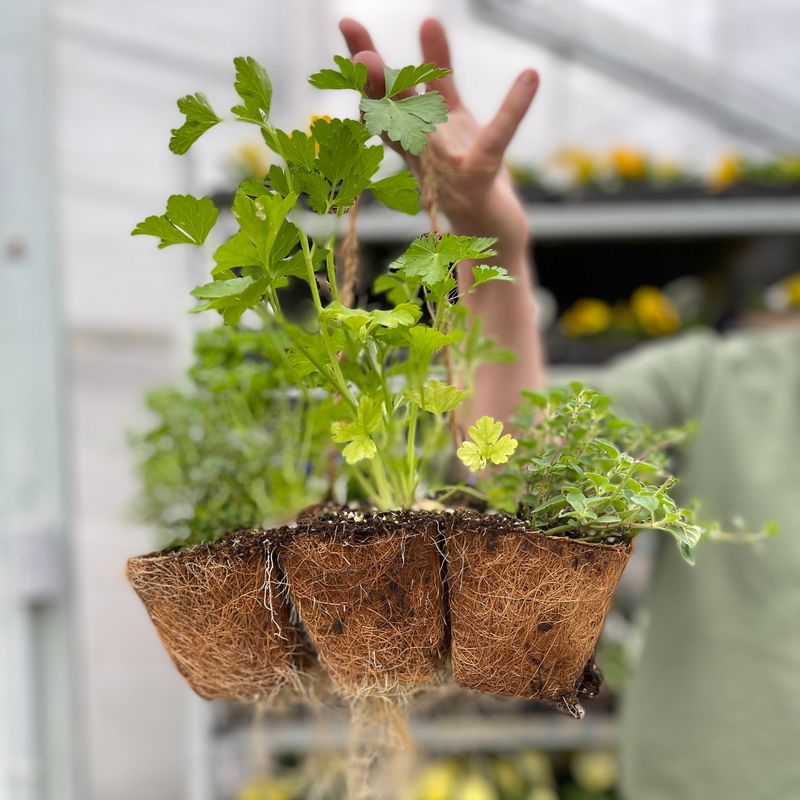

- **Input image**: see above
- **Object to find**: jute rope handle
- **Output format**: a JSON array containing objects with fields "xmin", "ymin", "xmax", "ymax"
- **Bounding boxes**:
[
  {"xmin": 420, "ymin": 148, "xmax": 462, "ymax": 450},
  {"xmin": 339, "ymin": 197, "xmax": 360, "ymax": 308}
]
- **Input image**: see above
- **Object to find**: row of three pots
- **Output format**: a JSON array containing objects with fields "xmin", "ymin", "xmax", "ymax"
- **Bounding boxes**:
[{"xmin": 127, "ymin": 511, "xmax": 630, "ymax": 707}]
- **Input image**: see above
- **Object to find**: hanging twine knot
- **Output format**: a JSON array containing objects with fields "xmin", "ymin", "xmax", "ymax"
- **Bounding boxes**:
[
  {"xmin": 420, "ymin": 147, "xmax": 441, "ymax": 236},
  {"xmin": 340, "ymin": 197, "xmax": 360, "ymax": 308}
]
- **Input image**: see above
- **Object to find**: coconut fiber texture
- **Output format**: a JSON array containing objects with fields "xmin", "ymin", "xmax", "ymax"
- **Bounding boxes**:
[
  {"xmin": 127, "ymin": 531, "xmax": 308, "ymax": 701},
  {"xmin": 280, "ymin": 511, "xmax": 448, "ymax": 698},
  {"xmin": 446, "ymin": 519, "xmax": 631, "ymax": 713}
]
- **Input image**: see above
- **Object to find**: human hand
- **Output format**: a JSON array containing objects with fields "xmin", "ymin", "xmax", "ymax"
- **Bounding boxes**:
[{"xmin": 340, "ymin": 17, "xmax": 539, "ymax": 261}]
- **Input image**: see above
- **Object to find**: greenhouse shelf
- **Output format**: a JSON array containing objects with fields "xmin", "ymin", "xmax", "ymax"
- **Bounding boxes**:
[
  {"xmin": 297, "ymin": 197, "xmax": 800, "ymax": 242},
  {"xmin": 213, "ymin": 713, "xmax": 617, "ymax": 758}
]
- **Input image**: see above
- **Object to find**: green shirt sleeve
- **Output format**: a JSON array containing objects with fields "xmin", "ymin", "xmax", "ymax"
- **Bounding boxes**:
[{"xmin": 594, "ymin": 330, "xmax": 719, "ymax": 429}]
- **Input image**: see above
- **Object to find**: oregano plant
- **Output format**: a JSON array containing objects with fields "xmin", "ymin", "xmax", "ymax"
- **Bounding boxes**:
[{"xmin": 474, "ymin": 383, "xmax": 776, "ymax": 564}]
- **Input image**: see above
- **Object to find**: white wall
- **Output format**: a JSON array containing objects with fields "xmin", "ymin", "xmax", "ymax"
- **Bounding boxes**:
[{"xmin": 55, "ymin": 0, "xmax": 800, "ymax": 335}]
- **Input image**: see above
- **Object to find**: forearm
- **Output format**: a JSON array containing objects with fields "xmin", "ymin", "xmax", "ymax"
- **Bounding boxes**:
[{"xmin": 455, "ymin": 234, "xmax": 546, "ymax": 425}]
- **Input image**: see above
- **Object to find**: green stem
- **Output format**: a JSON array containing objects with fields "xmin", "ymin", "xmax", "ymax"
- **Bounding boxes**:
[
  {"xmin": 325, "ymin": 239, "xmax": 339, "ymax": 302},
  {"xmin": 405, "ymin": 404, "xmax": 418, "ymax": 503},
  {"xmin": 369, "ymin": 457, "xmax": 395, "ymax": 511}
]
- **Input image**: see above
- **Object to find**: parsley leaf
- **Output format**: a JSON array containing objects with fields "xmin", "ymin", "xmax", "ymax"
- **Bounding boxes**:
[
  {"xmin": 169, "ymin": 93, "xmax": 222, "ymax": 154},
  {"xmin": 132, "ymin": 195, "xmax": 218, "ymax": 248},
  {"xmin": 360, "ymin": 93, "xmax": 448, "ymax": 156},
  {"xmin": 457, "ymin": 416, "xmax": 518, "ymax": 473},
  {"xmin": 190, "ymin": 276, "xmax": 267, "ymax": 325},
  {"xmin": 390, "ymin": 234, "xmax": 497, "ymax": 286},
  {"xmin": 308, "ymin": 55, "xmax": 368, "ymax": 93},
  {"xmin": 331, "ymin": 396, "xmax": 382, "ymax": 464},
  {"xmin": 383, "ymin": 64, "xmax": 451, "ymax": 97},
  {"xmin": 471, "ymin": 265, "xmax": 514, "ymax": 288},
  {"xmin": 367, "ymin": 171, "xmax": 420, "ymax": 214},
  {"xmin": 231, "ymin": 56, "xmax": 272, "ymax": 126},
  {"xmin": 405, "ymin": 380, "xmax": 470, "ymax": 415}
]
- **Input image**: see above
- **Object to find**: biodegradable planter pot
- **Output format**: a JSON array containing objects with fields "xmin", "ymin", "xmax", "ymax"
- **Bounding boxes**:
[
  {"xmin": 281, "ymin": 511, "xmax": 447, "ymax": 697},
  {"xmin": 127, "ymin": 532, "xmax": 307, "ymax": 701},
  {"xmin": 447, "ymin": 518, "xmax": 631, "ymax": 711}
]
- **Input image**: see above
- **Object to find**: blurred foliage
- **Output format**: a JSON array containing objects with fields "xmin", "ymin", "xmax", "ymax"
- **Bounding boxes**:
[
  {"xmin": 130, "ymin": 325, "xmax": 334, "ymax": 547},
  {"xmin": 509, "ymin": 148, "xmax": 800, "ymax": 195},
  {"xmin": 559, "ymin": 286, "xmax": 681, "ymax": 339},
  {"xmin": 235, "ymin": 750, "xmax": 619, "ymax": 800}
]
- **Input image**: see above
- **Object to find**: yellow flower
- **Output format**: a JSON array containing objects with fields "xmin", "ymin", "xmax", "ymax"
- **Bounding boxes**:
[
  {"xmin": 777, "ymin": 156, "xmax": 800, "ymax": 181},
  {"xmin": 781, "ymin": 273, "xmax": 800, "ymax": 307},
  {"xmin": 414, "ymin": 762, "xmax": 460, "ymax": 800},
  {"xmin": 231, "ymin": 140, "xmax": 270, "ymax": 179},
  {"xmin": 570, "ymin": 751, "xmax": 618, "ymax": 793},
  {"xmin": 710, "ymin": 153, "xmax": 742, "ymax": 189},
  {"xmin": 526, "ymin": 788, "xmax": 558, "ymax": 800},
  {"xmin": 309, "ymin": 114, "xmax": 332, "ymax": 155},
  {"xmin": 238, "ymin": 778, "xmax": 292, "ymax": 800},
  {"xmin": 458, "ymin": 774, "xmax": 498, "ymax": 800},
  {"xmin": 552, "ymin": 148, "xmax": 596, "ymax": 185},
  {"xmin": 560, "ymin": 299, "xmax": 613, "ymax": 338},
  {"xmin": 609, "ymin": 147, "xmax": 647, "ymax": 181},
  {"xmin": 652, "ymin": 159, "xmax": 681, "ymax": 182},
  {"xmin": 631, "ymin": 286, "xmax": 680, "ymax": 336},
  {"xmin": 492, "ymin": 759, "xmax": 525, "ymax": 796}
]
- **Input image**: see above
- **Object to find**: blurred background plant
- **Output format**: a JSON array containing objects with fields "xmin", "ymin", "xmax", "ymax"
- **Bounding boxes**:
[
  {"xmin": 234, "ymin": 750, "xmax": 620, "ymax": 800},
  {"xmin": 129, "ymin": 324, "xmax": 335, "ymax": 547}
]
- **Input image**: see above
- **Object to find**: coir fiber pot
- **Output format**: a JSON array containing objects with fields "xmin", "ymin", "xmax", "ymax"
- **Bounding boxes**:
[
  {"xmin": 280, "ymin": 510, "xmax": 448, "ymax": 698},
  {"xmin": 127, "ymin": 531, "xmax": 308, "ymax": 701},
  {"xmin": 446, "ymin": 515, "xmax": 631, "ymax": 713}
]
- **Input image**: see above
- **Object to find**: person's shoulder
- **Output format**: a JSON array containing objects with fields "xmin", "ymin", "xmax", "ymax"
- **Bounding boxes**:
[{"xmin": 715, "ymin": 325, "xmax": 800, "ymax": 366}]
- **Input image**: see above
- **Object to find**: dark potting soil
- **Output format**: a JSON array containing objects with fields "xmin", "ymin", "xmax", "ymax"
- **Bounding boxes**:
[{"xmin": 142, "ymin": 507, "xmax": 629, "ymax": 561}]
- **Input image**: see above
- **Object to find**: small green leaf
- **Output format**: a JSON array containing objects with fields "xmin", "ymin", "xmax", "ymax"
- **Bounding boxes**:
[
  {"xmin": 360, "ymin": 92, "xmax": 448, "ymax": 155},
  {"xmin": 341, "ymin": 435, "xmax": 377, "ymax": 464},
  {"xmin": 405, "ymin": 327, "xmax": 461, "ymax": 359},
  {"xmin": 308, "ymin": 55, "xmax": 368, "ymax": 93},
  {"xmin": 169, "ymin": 93, "xmax": 222, "ymax": 154},
  {"xmin": 367, "ymin": 171, "xmax": 420, "ymax": 214},
  {"xmin": 457, "ymin": 416, "xmax": 518, "ymax": 473},
  {"xmin": 631, "ymin": 494, "xmax": 659, "ymax": 513},
  {"xmin": 565, "ymin": 491, "xmax": 588, "ymax": 513},
  {"xmin": 190, "ymin": 276, "xmax": 266, "ymax": 325},
  {"xmin": 471, "ymin": 265, "xmax": 513, "ymax": 289},
  {"xmin": 330, "ymin": 396, "xmax": 382, "ymax": 464},
  {"xmin": 390, "ymin": 234, "xmax": 497, "ymax": 287},
  {"xmin": 231, "ymin": 56, "xmax": 272, "ymax": 125},
  {"xmin": 132, "ymin": 195, "xmax": 218, "ymax": 248},
  {"xmin": 405, "ymin": 380, "xmax": 470, "ymax": 415},
  {"xmin": 383, "ymin": 64, "xmax": 451, "ymax": 97}
]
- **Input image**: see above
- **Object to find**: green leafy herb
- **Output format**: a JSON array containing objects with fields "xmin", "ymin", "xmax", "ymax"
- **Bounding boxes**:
[
  {"xmin": 457, "ymin": 416, "xmax": 519, "ymax": 472},
  {"xmin": 483, "ymin": 384, "xmax": 706, "ymax": 562},
  {"xmin": 308, "ymin": 55, "xmax": 368, "ymax": 93},
  {"xmin": 382, "ymin": 64, "xmax": 451, "ymax": 97},
  {"xmin": 367, "ymin": 171, "xmax": 420, "ymax": 214},
  {"xmin": 231, "ymin": 56, "xmax": 273, "ymax": 126},
  {"xmin": 361, "ymin": 93, "xmax": 448, "ymax": 156},
  {"xmin": 132, "ymin": 195, "xmax": 218, "ymax": 248},
  {"xmin": 169, "ymin": 93, "xmax": 222, "ymax": 154}
]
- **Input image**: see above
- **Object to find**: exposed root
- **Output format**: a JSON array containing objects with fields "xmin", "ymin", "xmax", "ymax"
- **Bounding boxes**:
[{"xmin": 347, "ymin": 696, "xmax": 414, "ymax": 800}]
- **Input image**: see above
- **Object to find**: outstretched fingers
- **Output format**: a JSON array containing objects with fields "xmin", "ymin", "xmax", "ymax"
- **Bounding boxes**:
[
  {"xmin": 339, "ymin": 18, "xmax": 377, "ymax": 55},
  {"xmin": 419, "ymin": 18, "xmax": 462, "ymax": 108},
  {"xmin": 471, "ymin": 69, "xmax": 539, "ymax": 166}
]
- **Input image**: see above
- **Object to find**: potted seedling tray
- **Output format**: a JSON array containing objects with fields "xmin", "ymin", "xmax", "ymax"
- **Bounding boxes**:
[{"xmin": 127, "ymin": 54, "xmax": 722, "ymax": 721}]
